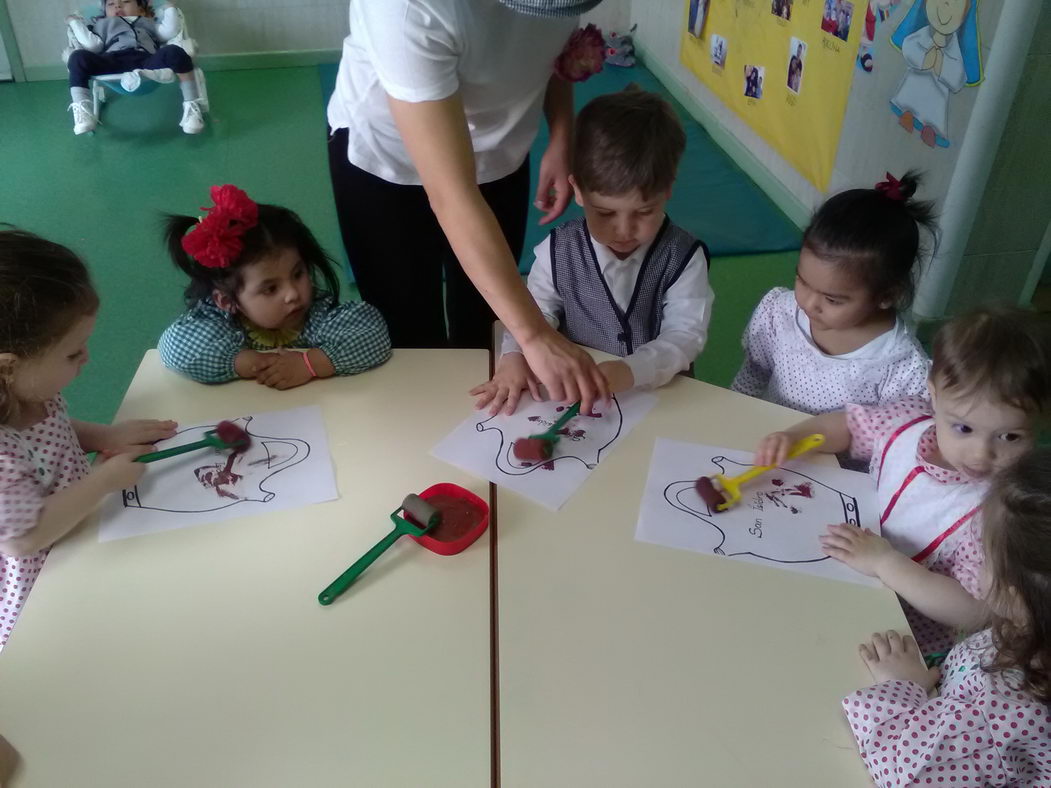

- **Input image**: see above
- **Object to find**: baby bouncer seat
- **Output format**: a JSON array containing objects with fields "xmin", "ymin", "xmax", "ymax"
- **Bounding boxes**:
[{"xmin": 62, "ymin": 1, "xmax": 209, "ymax": 125}]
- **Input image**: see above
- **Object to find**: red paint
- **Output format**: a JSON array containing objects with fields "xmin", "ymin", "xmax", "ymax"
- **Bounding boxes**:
[
  {"xmin": 194, "ymin": 446, "xmax": 247, "ymax": 499},
  {"xmin": 790, "ymin": 482, "xmax": 813, "ymax": 499},
  {"xmin": 771, "ymin": 478, "xmax": 784, "ymax": 486},
  {"xmin": 409, "ymin": 483, "xmax": 491, "ymax": 556},
  {"xmin": 418, "ymin": 493, "xmax": 485, "ymax": 543},
  {"xmin": 513, "ymin": 437, "xmax": 552, "ymax": 462}
]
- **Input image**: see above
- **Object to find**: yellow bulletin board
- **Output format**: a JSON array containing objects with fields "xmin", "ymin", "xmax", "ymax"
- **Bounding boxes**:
[{"xmin": 681, "ymin": 0, "xmax": 862, "ymax": 190}]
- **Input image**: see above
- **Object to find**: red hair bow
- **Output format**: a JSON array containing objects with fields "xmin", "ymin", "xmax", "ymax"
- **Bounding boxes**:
[
  {"xmin": 181, "ymin": 185, "xmax": 259, "ymax": 269},
  {"xmin": 875, "ymin": 172, "xmax": 905, "ymax": 202}
]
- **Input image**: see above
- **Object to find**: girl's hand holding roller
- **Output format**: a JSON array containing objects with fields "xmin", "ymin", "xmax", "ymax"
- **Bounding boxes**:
[{"xmin": 92, "ymin": 419, "xmax": 178, "ymax": 458}]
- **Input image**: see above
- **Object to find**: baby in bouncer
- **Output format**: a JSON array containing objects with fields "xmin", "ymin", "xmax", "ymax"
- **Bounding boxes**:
[{"xmin": 65, "ymin": 0, "xmax": 204, "ymax": 135}]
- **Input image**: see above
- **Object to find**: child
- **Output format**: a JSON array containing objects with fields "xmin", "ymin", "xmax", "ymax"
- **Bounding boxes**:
[
  {"xmin": 159, "ymin": 185, "xmax": 392, "ymax": 388},
  {"xmin": 0, "ymin": 229, "xmax": 176, "ymax": 646},
  {"xmin": 66, "ymin": 0, "xmax": 204, "ymax": 135},
  {"xmin": 842, "ymin": 448, "xmax": 1051, "ymax": 785},
  {"xmin": 732, "ymin": 172, "xmax": 933, "ymax": 417},
  {"xmin": 758, "ymin": 306, "xmax": 1051, "ymax": 658},
  {"xmin": 471, "ymin": 87, "xmax": 713, "ymax": 415}
]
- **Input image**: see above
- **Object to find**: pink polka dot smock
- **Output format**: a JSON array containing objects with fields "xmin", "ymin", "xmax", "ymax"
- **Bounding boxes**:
[
  {"xmin": 0, "ymin": 396, "xmax": 89, "ymax": 646},
  {"xmin": 843, "ymin": 629, "xmax": 1051, "ymax": 786}
]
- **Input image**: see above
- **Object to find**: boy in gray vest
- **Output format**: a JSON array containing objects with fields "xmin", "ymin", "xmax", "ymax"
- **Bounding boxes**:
[{"xmin": 472, "ymin": 87, "xmax": 714, "ymax": 415}]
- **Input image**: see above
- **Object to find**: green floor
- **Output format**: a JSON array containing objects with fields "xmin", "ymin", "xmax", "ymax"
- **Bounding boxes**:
[{"xmin": 0, "ymin": 67, "xmax": 796, "ymax": 424}]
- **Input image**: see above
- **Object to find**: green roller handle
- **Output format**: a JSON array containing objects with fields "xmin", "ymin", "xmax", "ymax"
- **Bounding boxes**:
[
  {"xmin": 528, "ymin": 401, "xmax": 581, "ymax": 441},
  {"xmin": 317, "ymin": 528, "xmax": 405, "ymax": 606},
  {"xmin": 318, "ymin": 498, "xmax": 439, "ymax": 606},
  {"xmin": 135, "ymin": 430, "xmax": 229, "ymax": 463}
]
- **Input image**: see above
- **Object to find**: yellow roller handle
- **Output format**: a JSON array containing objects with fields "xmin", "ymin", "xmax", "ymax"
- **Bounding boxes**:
[{"xmin": 714, "ymin": 434, "xmax": 826, "ymax": 510}]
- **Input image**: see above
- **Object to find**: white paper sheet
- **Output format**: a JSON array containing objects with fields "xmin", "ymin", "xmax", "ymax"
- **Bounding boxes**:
[
  {"xmin": 635, "ymin": 438, "xmax": 879, "ymax": 586},
  {"xmin": 432, "ymin": 391, "xmax": 657, "ymax": 511},
  {"xmin": 98, "ymin": 406, "xmax": 338, "ymax": 542}
]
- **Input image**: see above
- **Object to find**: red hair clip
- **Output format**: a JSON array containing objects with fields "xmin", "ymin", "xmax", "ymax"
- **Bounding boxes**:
[
  {"xmin": 181, "ymin": 185, "xmax": 259, "ymax": 269},
  {"xmin": 875, "ymin": 172, "xmax": 905, "ymax": 202}
]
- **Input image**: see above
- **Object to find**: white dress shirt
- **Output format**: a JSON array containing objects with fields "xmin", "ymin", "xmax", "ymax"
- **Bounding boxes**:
[{"xmin": 502, "ymin": 226, "xmax": 713, "ymax": 389}]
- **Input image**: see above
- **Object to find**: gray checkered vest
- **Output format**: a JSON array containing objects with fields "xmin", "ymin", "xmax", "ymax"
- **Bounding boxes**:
[{"xmin": 550, "ymin": 216, "xmax": 701, "ymax": 356}]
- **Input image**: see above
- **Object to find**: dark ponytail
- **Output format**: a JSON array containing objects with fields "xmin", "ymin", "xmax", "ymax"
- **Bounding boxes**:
[
  {"xmin": 802, "ymin": 170, "xmax": 938, "ymax": 309},
  {"xmin": 165, "ymin": 204, "xmax": 342, "ymax": 308}
]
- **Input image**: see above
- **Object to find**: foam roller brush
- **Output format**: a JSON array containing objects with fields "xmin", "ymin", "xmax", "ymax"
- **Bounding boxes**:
[
  {"xmin": 695, "ymin": 434, "xmax": 826, "ymax": 513},
  {"xmin": 318, "ymin": 494, "xmax": 441, "ymax": 606},
  {"xmin": 135, "ymin": 421, "xmax": 250, "ymax": 463},
  {"xmin": 512, "ymin": 401, "xmax": 582, "ymax": 463}
]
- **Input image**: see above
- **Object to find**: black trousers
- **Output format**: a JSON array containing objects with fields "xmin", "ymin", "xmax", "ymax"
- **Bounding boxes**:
[
  {"xmin": 67, "ymin": 46, "xmax": 193, "ymax": 89},
  {"xmin": 327, "ymin": 127, "xmax": 529, "ymax": 349}
]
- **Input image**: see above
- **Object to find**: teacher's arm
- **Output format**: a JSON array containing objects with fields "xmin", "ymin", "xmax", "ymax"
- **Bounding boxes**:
[
  {"xmin": 534, "ymin": 75, "xmax": 574, "ymax": 226},
  {"xmin": 387, "ymin": 92, "xmax": 609, "ymax": 412}
]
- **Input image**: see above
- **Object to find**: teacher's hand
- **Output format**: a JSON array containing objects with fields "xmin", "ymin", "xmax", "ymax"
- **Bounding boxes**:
[
  {"xmin": 533, "ymin": 138, "xmax": 573, "ymax": 226},
  {"xmin": 520, "ymin": 329, "xmax": 609, "ymax": 416}
]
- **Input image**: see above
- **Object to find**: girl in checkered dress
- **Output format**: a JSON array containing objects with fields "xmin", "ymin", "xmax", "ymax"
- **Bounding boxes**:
[
  {"xmin": 0, "ymin": 230, "xmax": 175, "ymax": 647},
  {"xmin": 159, "ymin": 185, "xmax": 391, "ymax": 389}
]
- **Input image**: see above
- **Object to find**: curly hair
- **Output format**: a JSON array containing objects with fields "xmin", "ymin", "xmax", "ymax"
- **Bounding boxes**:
[{"xmin": 982, "ymin": 447, "xmax": 1051, "ymax": 702}]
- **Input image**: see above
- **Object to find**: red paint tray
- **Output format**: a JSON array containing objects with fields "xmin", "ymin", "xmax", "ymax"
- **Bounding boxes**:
[{"xmin": 407, "ymin": 483, "xmax": 490, "ymax": 556}]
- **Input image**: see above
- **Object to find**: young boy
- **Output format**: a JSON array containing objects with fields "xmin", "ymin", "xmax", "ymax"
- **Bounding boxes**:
[
  {"xmin": 472, "ymin": 87, "xmax": 713, "ymax": 415},
  {"xmin": 65, "ymin": 0, "xmax": 204, "ymax": 135},
  {"xmin": 756, "ymin": 306, "xmax": 1051, "ymax": 657}
]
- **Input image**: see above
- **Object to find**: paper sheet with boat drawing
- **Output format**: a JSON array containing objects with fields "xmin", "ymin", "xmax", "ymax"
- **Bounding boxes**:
[
  {"xmin": 98, "ymin": 406, "xmax": 337, "ymax": 542},
  {"xmin": 432, "ymin": 391, "xmax": 657, "ymax": 511},
  {"xmin": 635, "ymin": 438, "xmax": 879, "ymax": 586}
]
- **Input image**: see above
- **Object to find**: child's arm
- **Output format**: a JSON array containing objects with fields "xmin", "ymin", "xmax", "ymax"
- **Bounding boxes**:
[
  {"xmin": 842, "ymin": 632, "xmax": 1006, "ymax": 787},
  {"xmin": 67, "ymin": 17, "xmax": 104, "ymax": 53},
  {"xmin": 0, "ymin": 453, "xmax": 147, "ymax": 557},
  {"xmin": 755, "ymin": 410, "xmax": 852, "ymax": 467},
  {"xmin": 618, "ymin": 244, "xmax": 712, "ymax": 390},
  {"xmin": 730, "ymin": 289, "xmax": 779, "ymax": 398},
  {"xmin": 305, "ymin": 299, "xmax": 391, "ymax": 377},
  {"xmin": 821, "ymin": 525, "xmax": 988, "ymax": 631},
  {"xmin": 158, "ymin": 305, "xmax": 249, "ymax": 384},
  {"xmin": 154, "ymin": 3, "xmax": 182, "ymax": 43},
  {"xmin": 71, "ymin": 419, "xmax": 178, "ymax": 455}
]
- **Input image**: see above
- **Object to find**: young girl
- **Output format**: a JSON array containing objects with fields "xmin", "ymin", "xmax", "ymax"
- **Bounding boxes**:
[
  {"xmin": 159, "ymin": 185, "xmax": 391, "ymax": 388},
  {"xmin": 66, "ymin": 0, "xmax": 204, "ymax": 135},
  {"xmin": 0, "ymin": 229, "xmax": 176, "ymax": 646},
  {"xmin": 842, "ymin": 448, "xmax": 1051, "ymax": 785},
  {"xmin": 760, "ymin": 306, "xmax": 1051, "ymax": 660},
  {"xmin": 731, "ymin": 171, "xmax": 933, "ymax": 417}
]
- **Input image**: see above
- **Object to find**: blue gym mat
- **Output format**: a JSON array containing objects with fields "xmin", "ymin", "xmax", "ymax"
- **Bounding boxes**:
[{"xmin": 318, "ymin": 62, "xmax": 801, "ymax": 269}]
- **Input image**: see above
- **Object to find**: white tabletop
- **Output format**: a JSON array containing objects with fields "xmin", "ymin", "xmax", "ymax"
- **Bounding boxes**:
[
  {"xmin": 494, "ymin": 372, "xmax": 909, "ymax": 786},
  {"xmin": 0, "ymin": 350, "xmax": 493, "ymax": 787}
]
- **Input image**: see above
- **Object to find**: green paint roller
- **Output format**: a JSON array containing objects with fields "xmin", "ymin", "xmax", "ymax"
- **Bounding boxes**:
[{"xmin": 317, "ymin": 494, "xmax": 442, "ymax": 606}]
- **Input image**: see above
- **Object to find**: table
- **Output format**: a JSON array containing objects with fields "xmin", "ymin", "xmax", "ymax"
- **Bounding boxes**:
[
  {"xmin": 0, "ymin": 350, "xmax": 493, "ymax": 787},
  {"xmin": 493, "ymin": 371, "xmax": 910, "ymax": 787}
]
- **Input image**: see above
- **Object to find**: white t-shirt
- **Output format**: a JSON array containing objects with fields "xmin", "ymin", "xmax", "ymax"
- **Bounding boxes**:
[
  {"xmin": 327, "ymin": 0, "xmax": 577, "ymax": 186},
  {"xmin": 730, "ymin": 287, "xmax": 931, "ymax": 415}
]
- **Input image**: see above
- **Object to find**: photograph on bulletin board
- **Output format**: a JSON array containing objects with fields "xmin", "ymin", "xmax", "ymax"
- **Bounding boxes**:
[{"xmin": 680, "ymin": 0, "xmax": 863, "ymax": 190}]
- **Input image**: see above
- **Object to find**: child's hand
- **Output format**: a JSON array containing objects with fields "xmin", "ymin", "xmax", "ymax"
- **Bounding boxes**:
[
  {"xmin": 820, "ymin": 524, "xmax": 898, "ymax": 579},
  {"xmin": 859, "ymin": 631, "xmax": 940, "ymax": 691},
  {"xmin": 99, "ymin": 419, "xmax": 178, "ymax": 457},
  {"xmin": 255, "ymin": 349, "xmax": 313, "ymax": 390},
  {"xmin": 92, "ymin": 450, "xmax": 152, "ymax": 493},
  {"xmin": 234, "ymin": 350, "xmax": 270, "ymax": 379},
  {"xmin": 755, "ymin": 431, "xmax": 793, "ymax": 467},
  {"xmin": 469, "ymin": 352, "xmax": 542, "ymax": 415},
  {"xmin": 597, "ymin": 360, "xmax": 634, "ymax": 394}
]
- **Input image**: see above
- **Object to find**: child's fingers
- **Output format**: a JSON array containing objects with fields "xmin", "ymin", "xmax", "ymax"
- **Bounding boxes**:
[
  {"xmin": 487, "ymin": 387, "xmax": 509, "ymax": 416},
  {"xmin": 503, "ymin": 386, "xmax": 524, "ymax": 416},
  {"xmin": 526, "ymin": 375, "xmax": 542, "ymax": 404},
  {"xmin": 871, "ymin": 631, "xmax": 890, "ymax": 658},
  {"xmin": 858, "ymin": 642, "xmax": 875, "ymax": 664},
  {"xmin": 473, "ymin": 389, "xmax": 497, "ymax": 410},
  {"xmin": 469, "ymin": 382, "xmax": 494, "ymax": 397},
  {"xmin": 901, "ymin": 634, "xmax": 920, "ymax": 657},
  {"xmin": 886, "ymin": 630, "xmax": 904, "ymax": 653}
]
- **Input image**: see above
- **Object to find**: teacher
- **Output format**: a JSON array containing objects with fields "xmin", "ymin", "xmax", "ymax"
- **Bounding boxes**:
[{"xmin": 326, "ymin": 0, "xmax": 609, "ymax": 412}]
